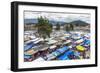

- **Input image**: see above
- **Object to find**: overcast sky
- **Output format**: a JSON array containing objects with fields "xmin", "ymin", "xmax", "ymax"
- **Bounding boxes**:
[{"xmin": 24, "ymin": 11, "xmax": 91, "ymax": 23}]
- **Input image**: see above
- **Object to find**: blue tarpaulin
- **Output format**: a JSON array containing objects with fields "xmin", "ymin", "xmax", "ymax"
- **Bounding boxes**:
[
  {"xmin": 74, "ymin": 51, "xmax": 80, "ymax": 57},
  {"xmin": 48, "ymin": 46, "xmax": 69, "ymax": 58},
  {"xmin": 58, "ymin": 55, "xmax": 69, "ymax": 60},
  {"xmin": 24, "ymin": 43, "xmax": 34, "ymax": 51},
  {"xmin": 57, "ymin": 50, "xmax": 74, "ymax": 60},
  {"xmin": 56, "ymin": 46, "xmax": 68, "ymax": 53},
  {"xmin": 24, "ymin": 55, "xmax": 31, "ymax": 59},
  {"xmin": 82, "ymin": 39, "xmax": 90, "ymax": 45},
  {"xmin": 26, "ymin": 41, "xmax": 33, "ymax": 45},
  {"xmin": 85, "ymin": 40, "xmax": 90, "ymax": 45},
  {"xmin": 51, "ymin": 51, "xmax": 61, "ymax": 56}
]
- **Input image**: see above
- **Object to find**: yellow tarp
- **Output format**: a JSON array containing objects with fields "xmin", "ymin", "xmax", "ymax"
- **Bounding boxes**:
[{"xmin": 76, "ymin": 45, "xmax": 85, "ymax": 52}]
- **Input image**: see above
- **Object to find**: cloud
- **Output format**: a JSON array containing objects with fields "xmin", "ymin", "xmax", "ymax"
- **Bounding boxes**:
[{"xmin": 24, "ymin": 11, "xmax": 90, "ymax": 23}]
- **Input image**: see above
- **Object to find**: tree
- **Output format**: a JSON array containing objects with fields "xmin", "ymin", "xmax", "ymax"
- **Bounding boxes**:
[
  {"xmin": 49, "ymin": 24, "xmax": 53, "ymax": 29},
  {"xmin": 36, "ymin": 16, "xmax": 52, "ymax": 39},
  {"xmin": 65, "ymin": 23, "xmax": 74, "ymax": 32},
  {"xmin": 70, "ymin": 23, "xmax": 74, "ymax": 30},
  {"xmin": 65, "ymin": 25, "xmax": 70, "ymax": 31},
  {"xmin": 56, "ymin": 23, "xmax": 60, "ymax": 30}
]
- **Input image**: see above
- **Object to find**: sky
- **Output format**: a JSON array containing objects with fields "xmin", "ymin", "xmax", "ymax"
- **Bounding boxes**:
[{"xmin": 24, "ymin": 11, "xmax": 91, "ymax": 23}]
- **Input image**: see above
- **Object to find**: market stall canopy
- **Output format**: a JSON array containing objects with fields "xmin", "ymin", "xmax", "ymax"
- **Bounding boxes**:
[
  {"xmin": 45, "ymin": 37, "xmax": 53, "ymax": 41},
  {"xmin": 46, "ymin": 51, "xmax": 60, "ymax": 60},
  {"xmin": 84, "ymin": 33, "xmax": 90, "ymax": 38},
  {"xmin": 24, "ymin": 38, "xmax": 39, "ymax": 45},
  {"xmin": 24, "ymin": 43, "xmax": 33, "ymax": 51},
  {"xmin": 31, "ymin": 44, "xmax": 48, "ymax": 51},
  {"xmin": 56, "ymin": 46, "xmax": 68, "ymax": 53},
  {"xmin": 49, "ymin": 45, "xmax": 57, "ymax": 49},
  {"xmin": 68, "ymin": 45, "xmax": 73, "ymax": 49},
  {"xmin": 74, "ymin": 51, "xmax": 81, "ymax": 57},
  {"xmin": 75, "ymin": 39, "xmax": 84, "ymax": 44},
  {"xmin": 31, "ymin": 44, "xmax": 40, "ymax": 49},
  {"xmin": 60, "ymin": 36, "xmax": 66, "ymax": 40},
  {"xmin": 46, "ymin": 54, "xmax": 56, "ymax": 60},
  {"xmin": 39, "ymin": 45, "xmax": 48, "ymax": 51},
  {"xmin": 70, "ymin": 31, "xmax": 83, "ymax": 35},
  {"xmin": 83, "ymin": 40, "xmax": 90, "ymax": 45},
  {"xmin": 72, "ymin": 36, "xmax": 81, "ymax": 40},
  {"xmin": 24, "ymin": 49, "xmax": 38, "ymax": 55},
  {"xmin": 64, "ymin": 33, "xmax": 71, "ymax": 37},
  {"xmin": 47, "ymin": 39, "xmax": 57, "ymax": 45},
  {"xmin": 63, "ymin": 40, "xmax": 71, "ymax": 45},
  {"xmin": 24, "ymin": 32, "xmax": 30, "ymax": 35},
  {"xmin": 57, "ymin": 55, "xmax": 69, "ymax": 60},
  {"xmin": 52, "ymin": 51, "xmax": 61, "ymax": 56},
  {"xmin": 33, "ymin": 38, "xmax": 43, "ymax": 44},
  {"xmin": 76, "ymin": 45, "xmax": 86, "ymax": 52},
  {"xmin": 29, "ymin": 36, "xmax": 36, "ymax": 39},
  {"xmin": 24, "ymin": 55, "xmax": 31, "ymax": 59},
  {"xmin": 71, "ymin": 33, "xmax": 81, "ymax": 40},
  {"xmin": 57, "ymin": 50, "xmax": 74, "ymax": 60},
  {"xmin": 31, "ymin": 38, "xmax": 39, "ymax": 42},
  {"xmin": 24, "ymin": 40, "xmax": 33, "ymax": 45}
]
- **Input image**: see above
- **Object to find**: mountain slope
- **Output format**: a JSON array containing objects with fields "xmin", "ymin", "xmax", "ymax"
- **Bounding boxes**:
[
  {"xmin": 24, "ymin": 19, "xmax": 89, "ymax": 26},
  {"xmin": 70, "ymin": 20, "xmax": 89, "ymax": 26}
]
